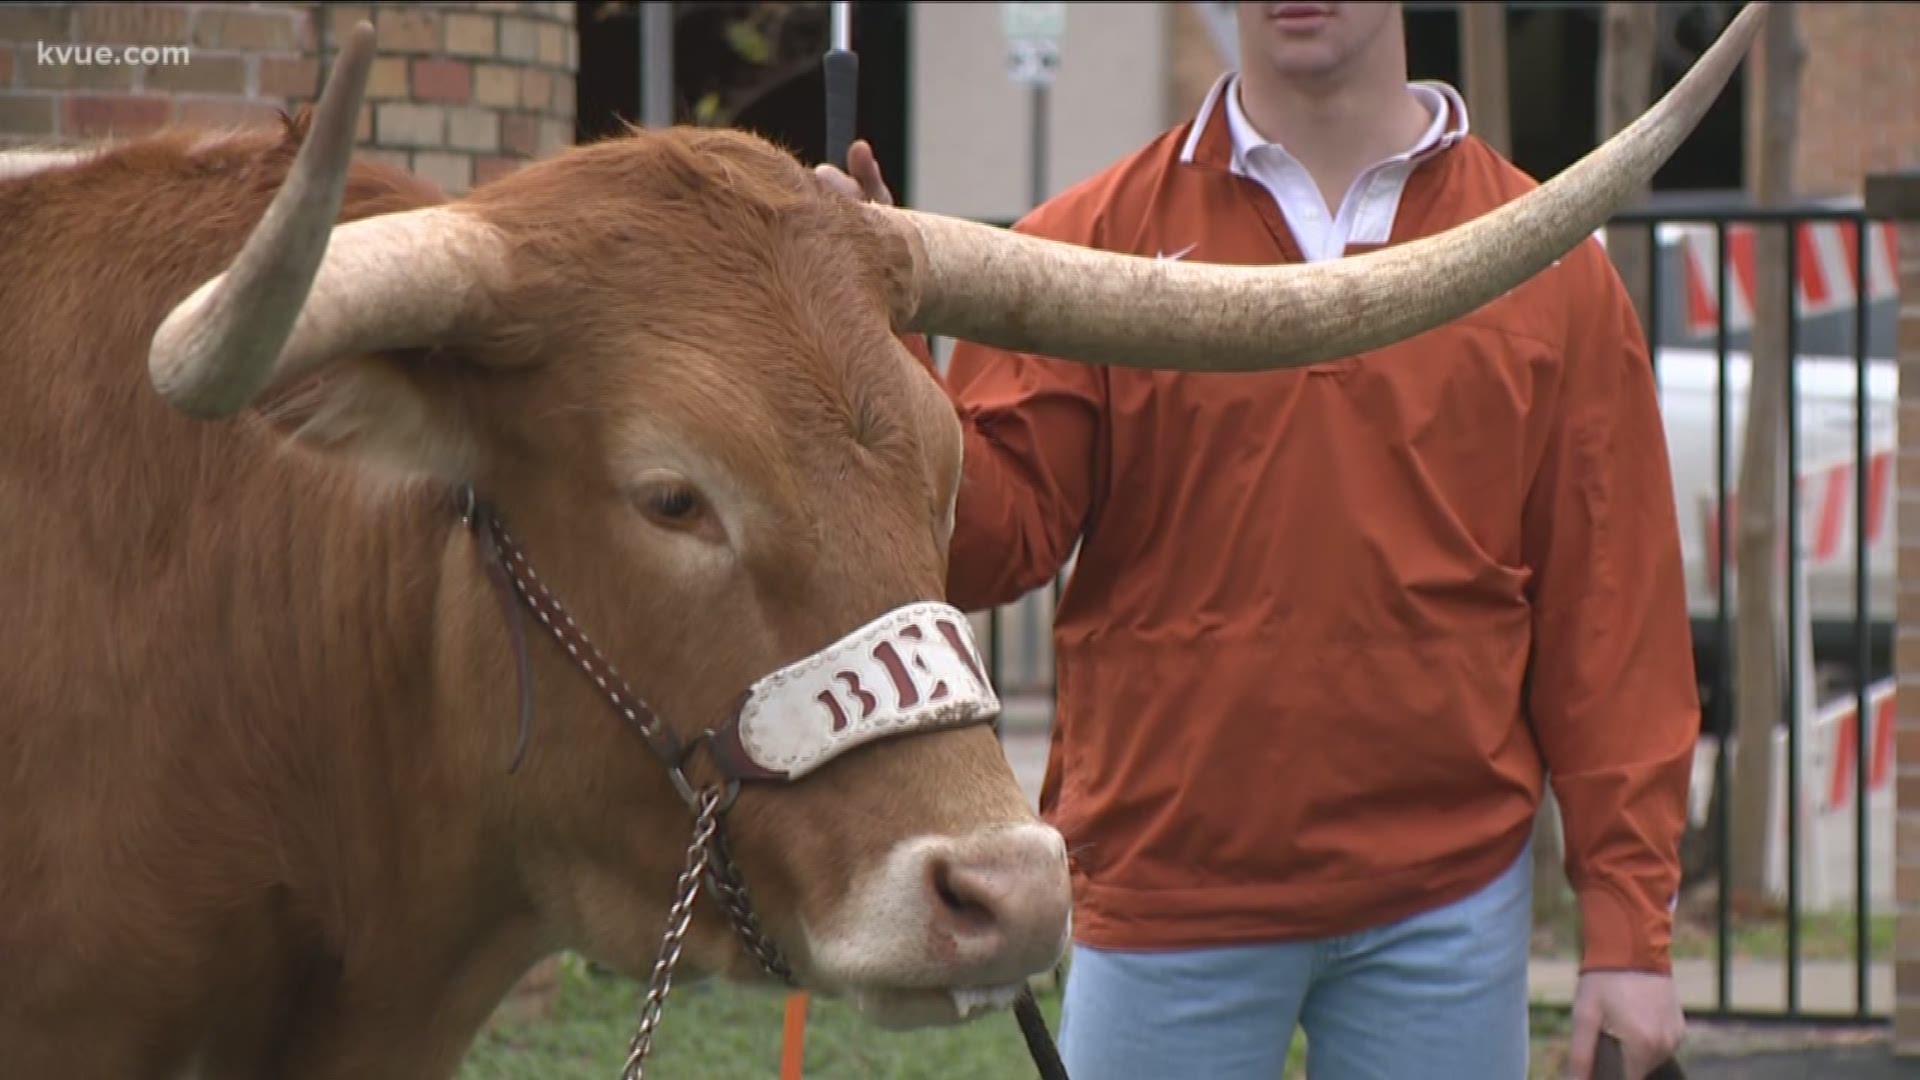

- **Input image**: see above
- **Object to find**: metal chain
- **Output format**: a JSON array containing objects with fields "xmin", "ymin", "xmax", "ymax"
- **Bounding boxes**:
[
  {"xmin": 464, "ymin": 495, "xmax": 797, "ymax": 1071},
  {"xmin": 704, "ymin": 827, "xmax": 796, "ymax": 984},
  {"xmin": 620, "ymin": 786, "xmax": 722, "ymax": 1080}
]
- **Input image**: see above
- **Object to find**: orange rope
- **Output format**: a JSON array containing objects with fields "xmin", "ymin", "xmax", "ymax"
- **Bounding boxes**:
[{"xmin": 780, "ymin": 991, "xmax": 810, "ymax": 1079}]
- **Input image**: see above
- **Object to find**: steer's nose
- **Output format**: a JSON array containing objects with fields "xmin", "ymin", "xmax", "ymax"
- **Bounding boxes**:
[{"xmin": 916, "ymin": 823, "xmax": 1072, "ymax": 983}]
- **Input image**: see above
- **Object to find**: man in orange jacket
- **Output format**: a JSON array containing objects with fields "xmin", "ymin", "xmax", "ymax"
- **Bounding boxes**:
[{"xmin": 820, "ymin": 4, "xmax": 1697, "ymax": 1078}]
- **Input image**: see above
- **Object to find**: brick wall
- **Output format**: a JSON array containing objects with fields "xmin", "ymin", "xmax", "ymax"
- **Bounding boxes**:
[
  {"xmin": 1867, "ymin": 171, "xmax": 1920, "ymax": 1056},
  {"xmin": 0, "ymin": 2, "xmax": 576, "ymax": 195},
  {"xmin": 1798, "ymin": 4, "xmax": 1920, "ymax": 199},
  {"xmin": 322, "ymin": 2, "xmax": 575, "ymax": 193},
  {"xmin": 0, "ymin": 3, "xmax": 312, "ymax": 147}
]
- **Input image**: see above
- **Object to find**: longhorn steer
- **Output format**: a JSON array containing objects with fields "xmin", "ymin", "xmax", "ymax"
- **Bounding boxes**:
[{"xmin": 0, "ymin": 11, "xmax": 1764, "ymax": 1078}]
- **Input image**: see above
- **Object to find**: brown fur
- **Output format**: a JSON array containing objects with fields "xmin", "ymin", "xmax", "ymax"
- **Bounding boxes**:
[{"xmin": 0, "ymin": 115, "xmax": 1030, "ymax": 1078}]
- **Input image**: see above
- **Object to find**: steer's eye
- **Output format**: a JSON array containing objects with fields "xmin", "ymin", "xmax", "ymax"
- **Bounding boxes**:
[
  {"xmin": 633, "ymin": 479, "xmax": 705, "ymax": 531},
  {"xmin": 651, "ymin": 486, "xmax": 696, "ymax": 519}
]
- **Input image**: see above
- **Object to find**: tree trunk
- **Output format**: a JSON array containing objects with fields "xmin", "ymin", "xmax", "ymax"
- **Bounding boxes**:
[
  {"xmin": 1727, "ymin": 1, "xmax": 1805, "ymax": 909},
  {"xmin": 1458, "ymin": 2, "xmax": 1510, "ymax": 157},
  {"xmin": 1598, "ymin": 2, "xmax": 1659, "ymax": 330}
]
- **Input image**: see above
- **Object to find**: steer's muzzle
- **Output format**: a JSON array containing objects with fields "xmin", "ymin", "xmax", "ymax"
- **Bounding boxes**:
[
  {"xmin": 804, "ymin": 820, "xmax": 1072, "ymax": 1029},
  {"xmin": 914, "ymin": 823, "xmax": 1073, "ymax": 985}
]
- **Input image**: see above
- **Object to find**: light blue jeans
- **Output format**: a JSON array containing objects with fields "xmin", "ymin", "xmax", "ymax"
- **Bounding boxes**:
[{"xmin": 1057, "ymin": 841, "xmax": 1534, "ymax": 1080}]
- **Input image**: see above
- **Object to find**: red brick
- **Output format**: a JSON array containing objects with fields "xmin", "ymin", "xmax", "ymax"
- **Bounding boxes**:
[
  {"xmin": 19, "ymin": 48, "xmax": 137, "ymax": 91},
  {"xmin": 473, "ymin": 154, "xmax": 520, "ymax": 186},
  {"xmin": 519, "ymin": 68, "xmax": 550, "ymax": 112},
  {"xmin": 0, "ymin": 92, "xmax": 56, "ymax": 135},
  {"xmin": 1899, "ymin": 1007, "xmax": 1920, "ymax": 1057},
  {"xmin": 444, "ymin": 13, "xmax": 497, "ymax": 57},
  {"xmin": 364, "ymin": 56, "xmax": 407, "ymax": 100},
  {"xmin": 144, "ymin": 55, "xmax": 246, "ymax": 95},
  {"xmin": 1900, "ymin": 312, "xmax": 1920, "ymax": 360},
  {"xmin": 1901, "ymin": 866, "xmax": 1920, "ymax": 905},
  {"xmin": 1902, "ymin": 498, "xmax": 1920, "ymax": 546},
  {"xmin": 376, "ymin": 8, "xmax": 440, "ymax": 53},
  {"xmin": 0, "ymin": 5, "xmax": 73, "ymax": 42},
  {"xmin": 498, "ymin": 18, "xmax": 537, "ymax": 62},
  {"xmin": 1903, "ymin": 814, "xmax": 1920, "ymax": 864},
  {"xmin": 173, "ymin": 99, "xmax": 284, "ymax": 132},
  {"xmin": 191, "ymin": 8, "xmax": 299, "ymax": 52},
  {"xmin": 1902, "ymin": 225, "xmax": 1920, "ymax": 272},
  {"xmin": 447, "ymin": 106, "xmax": 497, "ymax": 152},
  {"xmin": 411, "ymin": 58, "xmax": 470, "ymax": 104},
  {"xmin": 63, "ymin": 94, "xmax": 168, "ymax": 139},
  {"xmin": 326, "ymin": 5, "xmax": 372, "ymax": 46},
  {"xmin": 1903, "ymin": 727, "xmax": 1920, "ymax": 771},
  {"xmin": 474, "ymin": 63, "xmax": 518, "ymax": 108},
  {"xmin": 1899, "ymin": 629, "xmax": 1920, "ymax": 676},
  {"xmin": 1901, "ymin": 912, "xmax": 1920, "ymax": 959},
  {"xmin": 412, "ymin": 150, "xmax": 471, "ymax": 194},
  {"xmin": 75, "ymin": 5, "xmax": 189, "ymax": 47},
  {"xmin": 259, "ymin": 56, "xmax": 320, "ymax": 100},
  {"xmin": 358, "ymin": 147, "xmax": 411, "ymax": 173},
  {"xmin": 500, "ymin": 112, "xmax": 537, "ymax": 156},
  {"xmin": 375, "ymin": 101, "xmax": 444, "ymax": 148},
  {"xmin": 536, "ymin": 23, "xmax": 566, "ymax": 66},
  {"xmin": 0, "ymin": 48, "xmax": 12, "ymax": 88}
]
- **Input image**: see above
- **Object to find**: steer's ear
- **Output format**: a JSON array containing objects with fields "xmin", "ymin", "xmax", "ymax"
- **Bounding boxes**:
[{"xmin": 256, "ymin": 345, "xmax": 484, "ymax": 486}]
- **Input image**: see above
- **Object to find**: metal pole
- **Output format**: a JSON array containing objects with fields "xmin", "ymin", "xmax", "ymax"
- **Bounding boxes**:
[
  {"xmin": 823, "ymin": 2, "xmax": 858, "ymax": 169},
  {"xmin": 640, "ymin": 1, "xmax": 674, "ymax": 129},
  {"xmin": 1029, "ymin": 83, "xmax": 1047, "ymax": 210},
  {"xmin": 830, "ymin": 1, "xmax": 852, "ymax": 52}
]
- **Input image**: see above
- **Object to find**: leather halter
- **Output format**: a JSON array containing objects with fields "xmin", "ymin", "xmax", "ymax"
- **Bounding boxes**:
[
  {"xmin": 456, "ymin": 485, "xmax": 1071, "ymax": 1076},
  {"xmin": 462, "ymin": 487, "xmax": 702, "ymax": 799},
  {"xmin": 454, "ymin": 485, "xmax": 1001, "ymax": 988},
  {"xmin": 459, "ymin": 485, "xmax": 789, "ymax": 983}
]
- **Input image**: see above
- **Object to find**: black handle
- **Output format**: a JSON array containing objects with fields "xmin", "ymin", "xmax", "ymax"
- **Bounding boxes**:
[
  {"xmin": 1013, "ymin": 985, "xmax": 1069, "ymax": 1079},
  {"xmin": 1595, "ymin": 1032, "xmax": 1686, "ymax": 1080},
  {"xmin": 823, "ymin": 47, "xmax": 858, "ymax": 170}
]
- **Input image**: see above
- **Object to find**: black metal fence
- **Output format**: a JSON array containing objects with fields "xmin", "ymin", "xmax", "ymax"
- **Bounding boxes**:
[
  {"xmin": 1613, "ymin": 204, "xmax": 1895, "ymax": 1025},
  {"xmin": 933, "ymin": 203, "xmax": 1898, "ymax": 1026}
]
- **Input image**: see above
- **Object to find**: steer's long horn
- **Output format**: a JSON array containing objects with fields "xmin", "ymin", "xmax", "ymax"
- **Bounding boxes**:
[
  {"xmin": 148, "ymin": 21, "xmax": 504, "ymax": 419},
  {"xmin": 880, "ymin": 2, "xmax": 1767, "ymax": 372}
]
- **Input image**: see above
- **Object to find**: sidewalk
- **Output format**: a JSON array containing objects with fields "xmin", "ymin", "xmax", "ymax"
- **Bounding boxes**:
[
  {"xmin": 1531, "ymin": 954, "xmax": 1893, "ymax": 1017},
  {"xmin": 1681, "ymin": 1022, "xmax": 1908, "ymax": 1079}
]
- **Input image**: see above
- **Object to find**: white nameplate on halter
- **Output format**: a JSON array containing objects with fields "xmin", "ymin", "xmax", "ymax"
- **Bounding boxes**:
[{"xmin": 732, "ymin": 602, "xmax": 1000, "ymax": 781}]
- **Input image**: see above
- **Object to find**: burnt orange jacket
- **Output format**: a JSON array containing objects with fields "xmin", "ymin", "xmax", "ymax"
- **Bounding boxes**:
[{"xmin": 907, "ymin": 91, "xmax": 1698, "ymax": 973}]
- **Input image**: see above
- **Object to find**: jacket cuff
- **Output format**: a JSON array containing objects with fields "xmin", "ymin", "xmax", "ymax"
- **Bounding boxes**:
[{"xmin": 1579, "ymin": 882, "xmax": 1673, "ymax": 974}]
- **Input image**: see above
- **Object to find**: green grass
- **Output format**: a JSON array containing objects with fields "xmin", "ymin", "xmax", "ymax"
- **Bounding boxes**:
[
  {"xmin": 1529, "ymin": 898, "xmax": 1896, "ymax": 964},
  {"xmin": 459, "ymin": 956, "xmax": 1081, "ymax": 1080},
  {"xmin": 1672, "ymin": 909, "xmax": 1896, "ymax": 963},
  {"xmin": 460, "ymin": 955, "xmax": 1585, "ymax": 1079}
]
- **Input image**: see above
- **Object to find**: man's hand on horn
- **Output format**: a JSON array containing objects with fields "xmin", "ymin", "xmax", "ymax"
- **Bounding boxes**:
[{"xmin": 814, "ymin": 139, "xmax": 894, "ymax": 206}]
